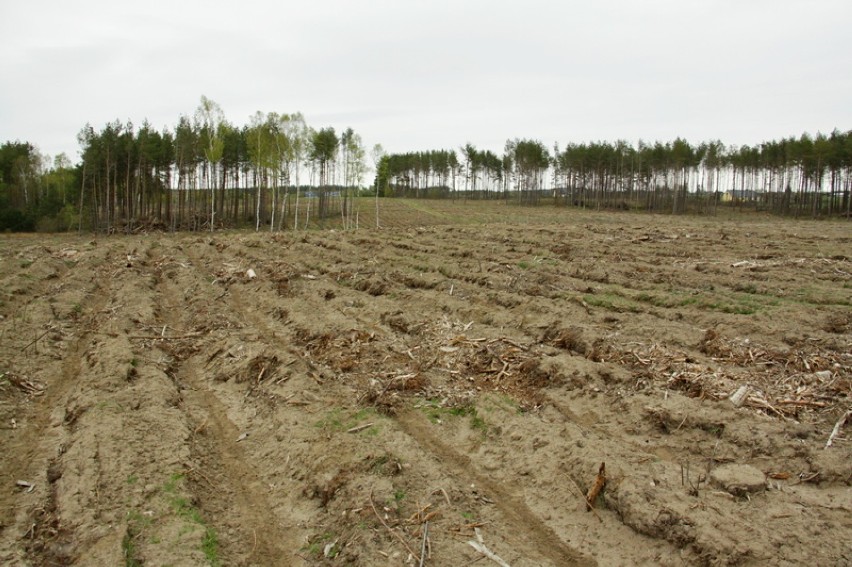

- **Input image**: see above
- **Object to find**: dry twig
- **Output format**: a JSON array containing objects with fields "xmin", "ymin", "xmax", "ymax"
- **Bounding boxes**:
[
  {"xmin": 128, "ymin": 333, "xmax": 204, "ymax": 340},
  {"xmin": 347, "ymin": 423, "xmax": 374, "ymax": 434},
  {"xmin": 419, "ymin": 521, "xmax": 429, "ymax": 567},
  {"xmin": 369, "ymin": 487, "xmax": 421, "ymax": 563},
  {"xmin": 467, "ymin": 528, "xmax": 511, "ymax": 567},
  {"xmin": 825, "ymin": 410, "xmax": 851, "ymax": 449},
  {"xmin": 22, "ymin": 327, "xmax": 54, "ymax": 352},
  {"xmin": 565, "ymin": 475, "xmax": 603, "ymax": 523},
  {"xmin": 431, "ymin": 487, "xmax": 452, "ymax": 506}
]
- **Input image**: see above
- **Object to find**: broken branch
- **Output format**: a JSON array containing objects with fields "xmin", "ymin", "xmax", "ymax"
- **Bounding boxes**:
[
  {"xmin": 467, "ymin": 528, "xmax": 511, "ymax": 567},
  {"xmin": 586, "ymin": 462, "xmax": 606, "ymax": 511},
  {"xmin": 825, "ymin": 410, "xmax": 851, "ymax": 450}
]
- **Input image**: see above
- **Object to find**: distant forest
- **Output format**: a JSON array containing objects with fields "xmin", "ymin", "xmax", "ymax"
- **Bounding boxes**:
[{"xmin": 1, "ymin": 96, "xmax": 849, "ymax": 232}]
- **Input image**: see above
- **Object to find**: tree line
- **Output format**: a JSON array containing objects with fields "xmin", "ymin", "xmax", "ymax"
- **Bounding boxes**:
[
  {"xmin": 0, "ymin": 97, "xmax": 370, "ymax": 232},
  {"xmin": 377, "ymin": 131, "xmax": 852, "ymax": 217},
  {"xmin": 1, "ymin": 101, "xmax": 849, "ymax": 232}
]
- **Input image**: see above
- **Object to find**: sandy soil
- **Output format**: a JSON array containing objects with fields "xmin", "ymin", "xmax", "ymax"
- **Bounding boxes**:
[{"xmin": 1, "ymin": 200, "xmax": 850, "ymax": 566}]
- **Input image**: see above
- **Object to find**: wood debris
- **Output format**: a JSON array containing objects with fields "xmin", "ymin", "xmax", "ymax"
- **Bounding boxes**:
[
  {"xmin": 6, "ymin": 373, "xmax": 45, "ymax": 396},
  {"xmin": 369, "ymin": 487, "xmax": 421, "ymax": 564},
  {"xmin": 467, "ymin": 527, "xmax": 512, "ymax": 567},
  {"xmin": 586, "ymin": 462, "xmax": 606, "ymax": 511},
  {"xmin": 419, "ymin": 521, "xmax": 429, "ymax": 567},
  {"xmin": 825, "ymin": 410, "xmax": 851, "ymax": 449},
  {"xmin": 596, "ymin": 332, "xmax": 850, "ymax": 419},
  {"xmin": 346, "ymin": 422, "xmax": 374, "ymax": 434}
]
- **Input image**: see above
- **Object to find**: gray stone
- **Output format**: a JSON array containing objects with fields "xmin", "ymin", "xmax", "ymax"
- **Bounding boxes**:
[{"xmin": 710, "ymin": 464, "xmax": 765, "ymax": 496}]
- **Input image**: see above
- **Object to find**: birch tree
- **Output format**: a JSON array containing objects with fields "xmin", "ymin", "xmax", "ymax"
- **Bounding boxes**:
[
  {"xmin": 371, "ymin": 144, "xmax": 385, "ymax": 228},
  {"xmin": 196, "ymin": 96, "xmax": 225, "ymax": 231}
]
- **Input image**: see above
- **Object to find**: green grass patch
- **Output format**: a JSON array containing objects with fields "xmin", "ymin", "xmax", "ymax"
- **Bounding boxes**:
[
  {"xmin": 201, "ymin": 527, "xmax": 220, "ymax": 566},
  {"xmin": 315, "ymin": 407, "xmax": 380, "ymax": 434},
  {"xmin": 421, "ymin": 401, "xmax": 487, "ymax": 434},
  {"xmin": 160, "ymin": 472, "xmax": 220, "ymax": 566},
  {"xmin": 302, "ymin": 532, "xmax": 338, "ymax": 558},
  {"xmin": 484, "ymin": 393, "xmax": 524, "ymax": 414},
  {"xmin": 631, "ymin": 286, "xmax": 781, "ymax": 315},
  {"xmin": 583, "ymin": 293, "xmax": 642, "ymax": 313},
  {"xmin": 123, "ymin": 510, "xmax": 153, "ymax": 567},
  {"xmin": 162, "ymin": 472, "xmax": 183, "ymax": 494},
  {"xmin": 791, "ymin": 286, "xmax": 852, "ymax": 307},
  {"xmin": 694, "ymin": 291, "xmax": 780, "ymax": 315},
  {"xmin": 122, "ymin": 530, "xmax": 142, "ymax": 567}
]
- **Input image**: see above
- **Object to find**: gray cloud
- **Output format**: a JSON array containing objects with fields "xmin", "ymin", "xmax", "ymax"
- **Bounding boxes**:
[{"xmin": 2, "ymin": 0, "xmax": 850, "ymax": 162}]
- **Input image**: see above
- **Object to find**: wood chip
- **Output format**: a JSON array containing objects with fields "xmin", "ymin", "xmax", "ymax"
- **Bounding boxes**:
[
  {"xmin": 586, "ymin": 462, "xmax": 606, "ymax": 511},
  {"xmin": 729, "ymin": 385, "xmax": 749, "ymax": 407}
]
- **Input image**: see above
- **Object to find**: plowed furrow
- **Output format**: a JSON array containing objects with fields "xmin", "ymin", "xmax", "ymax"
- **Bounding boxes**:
[{"xmin": 151, "ymin": 244, "xmax": 300, "ymax": 565}]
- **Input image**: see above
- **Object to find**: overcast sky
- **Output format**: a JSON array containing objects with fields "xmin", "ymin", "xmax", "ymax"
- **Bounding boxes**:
[{"xmin": 2, "ymin": 0, "xmax": 850, "ymax": 164}]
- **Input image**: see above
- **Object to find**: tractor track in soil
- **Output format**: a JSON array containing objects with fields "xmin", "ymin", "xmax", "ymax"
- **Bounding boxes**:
[
  {"xmin": 177, "ymin": 240, "xmax": 596, "ymax": 566},
  {"xmin": 1, "ymin": 204, "xmax": 850, "ymax": 566},
  {"xmin": 149, "ymin": 243, "xmax": 301, "ymax": 565}
]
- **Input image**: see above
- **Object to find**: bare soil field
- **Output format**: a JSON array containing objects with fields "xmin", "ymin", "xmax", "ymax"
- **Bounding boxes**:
[{"xmin": 1, "ymin": 199, "xmax": 850, "ymax": 566}]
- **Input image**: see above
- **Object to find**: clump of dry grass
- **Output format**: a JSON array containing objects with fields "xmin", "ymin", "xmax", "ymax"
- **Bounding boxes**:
[{"xmin": 542, "ymin": 323, "xmax": 588, "ymax": 356}]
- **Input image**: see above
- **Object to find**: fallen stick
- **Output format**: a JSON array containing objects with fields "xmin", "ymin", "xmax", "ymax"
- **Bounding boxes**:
[
  {"xmin": 565, "ymin": 475, "xmax": 603, "ymax": 523},
  {"xmin": 22, "ymin": 327, "xmax": 54, "ymax": 351},
  {"xmin": 419, "ymin": 521, "xmax": 429, "ymax": 567},
  {"xmin": 431, "ymin": 487, "xmax": 452, "ymax": 506},
  {"xmin": 467, "ymin": 528, "xmax": 511, "ymax": 567},
  {"xmin": 496, "ymin": 338, "xmax": 528, "ymax": 351},
  {"xmin": 778, "ymin": 399, "xmax": 828, "ymax": 408},
  {"xmin": 406, "ymin": 502, "xmax": 432, "ymax": 524},
  {"xmin": 495, "ymin": 360, "xmax": 510, "ymax": 382},
  {"xmin": 745, "ymin": 396, "xmax": 788, "ymax": 419},
  {"xmin": 825, "ymin": 410, "xmax": 851, "ymax": 449},
  {"xmin": 274, "ymin": 374, "xmax": 291, "ymax": 386},
  {"xmin": 128, "ymin": 333, "xmax": 204, "ymax": 340},
  {"xmin": 459, "ymin": 521, "xmax": 489, "ymax": 530},
  {"xmin": 347, "ymin": 423, "xmax": 374, "ymax": 434},
  {"xmin": 369, "ymin": 487, "xmax": 420, "ymax": 563},
  {"xmin": 193, "ymin": 418, "xmax": 208, "ymax": 435}
]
